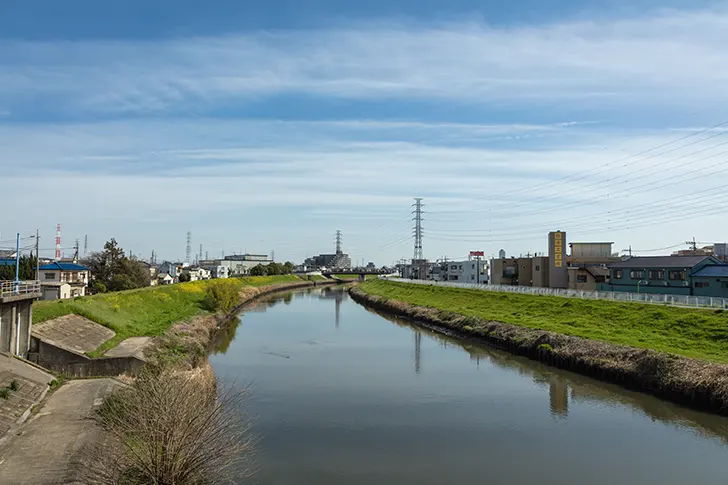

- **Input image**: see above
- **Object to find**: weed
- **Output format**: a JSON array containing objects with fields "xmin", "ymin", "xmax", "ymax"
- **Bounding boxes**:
[
  {"xmin": 0, "ymin": 388, "xmax": 10, "ymax": 399},
  {"xmin": 538, "ymin": 343, "xmax": 554, "ymax": 352},
  {"xmin": 8, "ymin": 379, "xmax": 20, "ymax": 392},
  {"xmin": 49, "ymin": 375, "xmax": 67, "ymax": 392}
]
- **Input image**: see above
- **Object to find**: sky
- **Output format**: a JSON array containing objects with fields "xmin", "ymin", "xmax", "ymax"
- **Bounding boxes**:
[{"xmin": 2, "ymin": 0, "xmax": 728, "ymax": 265}]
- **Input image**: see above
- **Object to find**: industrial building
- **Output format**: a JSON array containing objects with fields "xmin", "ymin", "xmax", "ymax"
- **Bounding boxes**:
[{"xmin": 200, "ymin": 254, "xmax": 274, "ymax": 277}]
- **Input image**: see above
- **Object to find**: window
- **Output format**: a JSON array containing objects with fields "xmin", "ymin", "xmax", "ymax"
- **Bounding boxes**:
[
  {"xmin": 614, "ymin": 270, "xmax": 623, "ymax": 279},
  {"xmin": 471, "ymin": 275, "xmax": 475, "ymax": 280},
  {"xmin": 450, "ymin": 265, "xmax": 457, "ymax": 270},
  {"xmin": 45, "ymin": 272, "xmax": 55, "ymax": 280},
  {"xmin": 471, "ymin": 264, "xmax": 475, "ymax": 270},
  {"xmin": 668, "ymin": 270, "xmax": 686, "ymax": 281},
  {"xmin": 576, "ymin": 275, "xmax": 588, "ymax": 283},
  {"xmin": 648, "ymin": 270, "xmax": 665, "ymax": 280},
  {"xmin": 535, "ymin": 265, "xmax": 541, "ymax": 271},
  {"xmin": 695, "ymin": 282, "xmax": 710, "ymax": 288},
  {"xmin": 721, "ymin": 282, "xmax": 728, "ymax": 289},
  {"xmin": 629, "ymin": 270, "xmax": 645, "ymax": 280}
]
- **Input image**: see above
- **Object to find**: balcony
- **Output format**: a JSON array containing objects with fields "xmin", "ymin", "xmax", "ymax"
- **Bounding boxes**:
[{"xmin": 0, "ymin": 280, "xmax": 42, "ymax": 302}]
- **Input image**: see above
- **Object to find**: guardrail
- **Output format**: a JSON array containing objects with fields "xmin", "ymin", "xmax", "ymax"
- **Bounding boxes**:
[
  {"xmin": 386, "ymin": 278, "xmax": 728, "ymax": 309},
  {"xmin": 0, "ymin": 280, "xmax": 41, "ymax": 298}
]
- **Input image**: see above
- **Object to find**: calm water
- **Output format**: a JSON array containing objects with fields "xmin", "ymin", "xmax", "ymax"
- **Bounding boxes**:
[{"xmin": 210, "ymin": 287, "xmax": 728, "ymax": 485}]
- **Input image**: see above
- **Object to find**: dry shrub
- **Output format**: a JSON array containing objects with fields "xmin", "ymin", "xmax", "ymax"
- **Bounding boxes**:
[{"xmin": 80, "ymin": 364, "xmax": 252, "ymax": 485}]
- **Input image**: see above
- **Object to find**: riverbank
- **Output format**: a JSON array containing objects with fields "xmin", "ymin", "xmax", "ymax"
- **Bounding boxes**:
[
  {"xmin": 33, "ymin": 275, "xmax": 304, "ymax": 356},
  {"xmin": 350, "ymin": 282, "xmax": 728, "ymax": 414}
]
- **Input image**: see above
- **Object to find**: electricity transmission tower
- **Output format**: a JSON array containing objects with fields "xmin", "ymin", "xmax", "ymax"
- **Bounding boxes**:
[
  {"xmin": 186, "ymin": 232, "xmax": 192, "ymax": 265},
  {"xmin": 335, "ymin": 230, "xmax": 343, "ymax": 255},
  {"xmin": 412, "ymin": 198, "xmax": 424, "ymax": 260}
]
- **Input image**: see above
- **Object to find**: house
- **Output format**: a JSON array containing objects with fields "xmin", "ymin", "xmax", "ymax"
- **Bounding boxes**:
[
  {"xmin": 139, "ymin": 261, "xmax": 158, "ymax": 286},
  {"xmin": 38, "ymin": 262, "xmax": 90, "ymax": 300},
  {"xmin": 690, "ymin": 265, "xmax": 728, "ymax": 297},
  {"xmin": 185, "ymin": 267, "xmax": 211, "ymax": 282},
  {"xmin": 158, "ymin": 261, "xmax": 183, "ymax": 282},
  {"xmin": 598, "ymin": 256, "xmax": 725, "ymax": 295},
  {"xmin": 567, "ymin": 266, "xmax": 609, "ymax": 291},
  {"xmin": 157, "ymin": 273, "xmax": 174, "ymax": 285}
]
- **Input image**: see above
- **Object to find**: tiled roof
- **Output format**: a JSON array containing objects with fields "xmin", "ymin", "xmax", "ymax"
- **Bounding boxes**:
[
  {"xmin": 38, "ymin": 262, "xmax": 90, "ymax": 271},
  {"xmin": 608, "ymin": 256, "xmax": 718, "ymax": 269}
]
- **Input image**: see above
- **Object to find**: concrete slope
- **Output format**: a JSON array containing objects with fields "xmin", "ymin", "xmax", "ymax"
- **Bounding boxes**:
[{"xmin": 0, "ymin": 378, "xmax": 120, "ymax": 485}]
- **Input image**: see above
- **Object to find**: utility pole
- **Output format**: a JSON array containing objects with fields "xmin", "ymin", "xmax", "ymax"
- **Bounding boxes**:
[
  {"xmin": 14, "ymin": 233, "xmax": 20, "ymax": 290},
  {"xmin": 35, "ymin": 229, "xmax": 39, "ymax": 281},
  {"xmin": 83, "ymin": 234, "xmax": 88, "ymax": 258},
  {"xmin": 73, "ymin": 239, "xmax": 80, "ymax": 263},
  {"xmin": 686, "ymin": 237, "xmax": 697, "ymax": 255}
]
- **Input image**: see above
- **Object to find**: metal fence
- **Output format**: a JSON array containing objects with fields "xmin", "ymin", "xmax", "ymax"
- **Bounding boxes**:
[
  {"xmin": 386, "ymin": 278, "xmax": 728, "ymax": 309},
  {"xmin": 0, "ymin": 280, "xmax": 41, "ymax": 298}
]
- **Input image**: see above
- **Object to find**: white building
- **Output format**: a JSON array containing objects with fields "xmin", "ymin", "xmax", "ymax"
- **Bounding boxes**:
[
  {"xmin": 186, "ymin": 267, "xmax": 211, "ymax": 281},
  {"xmin": 445, "ymin": 259, "xmax": 488, "ymax": 284},
  {"xmin": 39, "ymin": 262, "xmax": 90, "ymax": 300},
  {"xmin": 157, "ymin": 273, "xmax": 174, "ymax": 285}
]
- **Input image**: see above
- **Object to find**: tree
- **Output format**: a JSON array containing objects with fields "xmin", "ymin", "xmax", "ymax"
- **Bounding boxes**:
[
  {"xmin": 249, "ymin": 264, "xmax": 267, "ymax": 276},
  {"xmin": 83, "ymin": 239, "xmax": 150, "ymax": 293},
  {"xmin": 0, "ymin": 253, "xmax": 37, "ymax": 281},
  {"xmin": 283, "ymin": 261, "xmax": 294, "ymax": 274},
  {"xmin": 178, "ymin": 272, "xmax": 191, "ymax": 283}
]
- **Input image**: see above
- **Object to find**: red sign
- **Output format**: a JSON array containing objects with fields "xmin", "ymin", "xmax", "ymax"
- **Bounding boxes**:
[{"xmin": 469, "ymin": 251, "xmax": 485, "ymax": 257}]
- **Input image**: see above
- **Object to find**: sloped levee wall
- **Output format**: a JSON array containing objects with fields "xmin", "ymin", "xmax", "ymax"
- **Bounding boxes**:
[
  {"xmin": 27, "ymin": 337, "xmax": 145, "ymax": 378},
  {"xmin": 348, "ymin": 286, "xmax": 728, "ymax": 416}
]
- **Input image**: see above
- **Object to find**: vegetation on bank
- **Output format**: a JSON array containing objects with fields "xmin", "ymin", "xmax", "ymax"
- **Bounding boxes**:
[
  {"xmin": 34, "ymin": 275, "xmax": 302, "ymax": 355},
  {"xmin": 359, "ymin": 280, "xmax": 728, "ymax": 363}
]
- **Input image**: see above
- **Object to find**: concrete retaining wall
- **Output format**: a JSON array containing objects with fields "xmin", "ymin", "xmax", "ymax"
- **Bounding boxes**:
[{"xmin": 28, "ymin": 336, "xmax": 145, "ymax": 378}]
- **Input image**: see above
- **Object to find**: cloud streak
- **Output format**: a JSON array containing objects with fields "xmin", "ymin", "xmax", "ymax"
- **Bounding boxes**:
[{"xmin": 0, "ymin": 8, "xmax": 727, "ymax": 116}]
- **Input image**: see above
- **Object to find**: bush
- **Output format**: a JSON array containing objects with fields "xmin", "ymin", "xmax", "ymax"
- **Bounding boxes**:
[
  {"xmin": 205, "ymin": 279, "xmax": 240, "ymax": 312},
  {"xmin": 0, "ymin": 388, "xmax": 10, "ymax": 399},
  {"xmin": 178, "ymin": 272, "xmax": 191, "ymax": 283},
  {"xmin": 79, "ymin": 366, "xmax": 251, "ymax": 485},
  {"xmin": 9, "ymin": 380, "xmax": 20, "ymax": 392}
]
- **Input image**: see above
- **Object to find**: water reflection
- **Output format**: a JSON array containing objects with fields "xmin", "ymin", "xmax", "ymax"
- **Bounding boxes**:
[
  {"xmin": 317, "ymin": 287, "xmax": 346, "ymax": 328},
  {"xmin": 367, "ymin": 305, "xmax": 728, "ymax": 445}
]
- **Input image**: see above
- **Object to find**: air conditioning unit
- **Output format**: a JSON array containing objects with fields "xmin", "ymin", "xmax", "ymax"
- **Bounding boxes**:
[
  {"xmin": 662, "ymin": 282, "xmax": 668, "ymax": 286},
  {"xmin": 683, "ymin": 281, "xmax": 690, "ymax": 287}
]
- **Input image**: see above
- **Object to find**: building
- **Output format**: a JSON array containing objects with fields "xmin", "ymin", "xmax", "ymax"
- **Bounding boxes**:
[
  {"xmin": 688, "ymin": 265, "xmax": 728, "ymax": 297},
  {"xmin": 304, "ymin": 252, "xmax": 352, "ymax": 270},
  {"xmin": 157, "ymin": 273, "xmax": 174, "ymax": 285},
  {"xmin": 200, "ymin": 254, "xmax": 274, "ymax": 277},
  {"xmin": 598, "ymin": 256, "xmax": 725, "ymax": 295},
  {"xmin": 38, "ymin": 262, "xmax": 90, "ymax": 300},
  {"xmin": 567, "ymin": 266, "xmax": 609, "ymax": 291},
  {"xmin": 445, "ymin": 258, "xmax": 488, "ymax": 283},
  {"xmin": 158, "ymin": 261, "xmax": 183, "ymax": 282},
  {"xmin": 185, "ymin": 267, "xmax": 211, "ymax": 281}
]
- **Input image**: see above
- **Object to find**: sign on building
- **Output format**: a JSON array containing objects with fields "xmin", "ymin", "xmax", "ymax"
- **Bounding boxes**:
[{"xmin": 548, "ymin": 231, "xmax": 568, "ymax": 289}]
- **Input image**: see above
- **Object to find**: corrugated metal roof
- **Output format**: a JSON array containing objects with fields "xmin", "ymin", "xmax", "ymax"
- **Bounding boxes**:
[
  {"xmin": 585, "ymin": 267, "xmax": 610, "ymax": 277},
  {"xmin": 38, "ymin": 262, "xmax": 90, "ymax": 271},
  {"xmin": 608, "ymin": 256, "xmax": 718, "ymax": 269},
  {"xmin": 691, "ymin": 265, "xmax": 728, "ymax": 278}
]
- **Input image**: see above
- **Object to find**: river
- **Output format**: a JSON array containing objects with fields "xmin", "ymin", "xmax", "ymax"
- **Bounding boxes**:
[{"xmin": 210, "ymin": 287, "xmax": 728, "ymax": 485}]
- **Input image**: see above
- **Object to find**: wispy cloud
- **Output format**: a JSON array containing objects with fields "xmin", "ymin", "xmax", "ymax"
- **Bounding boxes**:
[{"xmin": 0, "ymin": 8, "xmax": 727, "ymax": 116}]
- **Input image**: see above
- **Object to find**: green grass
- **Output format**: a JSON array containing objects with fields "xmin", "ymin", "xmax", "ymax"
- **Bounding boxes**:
[
  {"xmin": 33, "ymin": 275, "xmax": 302, "ymax": 356},
  {"xmin": 306, "ymin": 275, "xmax": 329, "ymax": 281},
  {"xmin": 359, "ymin": 280, "xmax": 728, "ymax": 363}
]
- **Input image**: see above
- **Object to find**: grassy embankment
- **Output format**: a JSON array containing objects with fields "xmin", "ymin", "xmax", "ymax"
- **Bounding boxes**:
[
  {"xmin": 359, "ymin": 279, "xmax": 728, "ymax": 363},
  {"xmin": 33, "ymin": 275, "xmax": 302, "ymax": 356},
  {"xmin": 306, "ymin": 274, "xmax": 329, "ymax": 281}
]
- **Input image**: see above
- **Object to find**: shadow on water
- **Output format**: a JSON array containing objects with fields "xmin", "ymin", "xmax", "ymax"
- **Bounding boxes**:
[{"xmin": 359, "ymin": 302, "xmax": 728, "ymax": 446}]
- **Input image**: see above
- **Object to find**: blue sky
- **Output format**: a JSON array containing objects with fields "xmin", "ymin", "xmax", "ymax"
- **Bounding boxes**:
[{"xmin": 1, "ymin": 1, "xmax": 728, "ymax": 264}]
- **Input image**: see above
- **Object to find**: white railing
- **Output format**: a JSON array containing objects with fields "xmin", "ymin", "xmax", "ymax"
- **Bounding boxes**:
[
  {"xmin": 0, "ymin": 280, "xmax": 41, "ymax": 298},
  {"xmin": 386, "ymin": 278, "xmax": 728, "ymax": 309}
]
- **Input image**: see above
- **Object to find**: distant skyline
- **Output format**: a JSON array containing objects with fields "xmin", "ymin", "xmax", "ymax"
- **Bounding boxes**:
[{"xmin": 2, "ymin": 1, "xmax": 728, "ymax": 265}]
